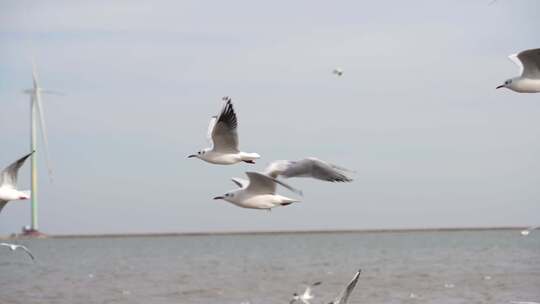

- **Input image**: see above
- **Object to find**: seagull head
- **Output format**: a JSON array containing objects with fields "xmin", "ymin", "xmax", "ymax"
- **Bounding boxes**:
[
  {"xmin": 213, "ymin": 191, "xmax": 235, "ymax": 201},
  {"xmin": 496, "ymin": 79, "xmax": 512, "ymax": 89},
  {"xmin": 187, "ymin": 150, "xmax": 207, "ymax": 159},
  {"xmin": 18, "ymin": 193, "xmax": 30, "ymax": 200}
]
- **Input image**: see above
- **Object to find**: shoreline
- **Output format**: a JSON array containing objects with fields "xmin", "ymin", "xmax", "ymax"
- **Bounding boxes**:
[{"xmin": 0, "ymin": 226, "xmax": 525, "ymax": 240}]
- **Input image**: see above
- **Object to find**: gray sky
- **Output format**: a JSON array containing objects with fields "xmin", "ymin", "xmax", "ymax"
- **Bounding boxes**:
[{"xmin": 1, "ymin": 0, "xmax": 539, "ymax": 235}]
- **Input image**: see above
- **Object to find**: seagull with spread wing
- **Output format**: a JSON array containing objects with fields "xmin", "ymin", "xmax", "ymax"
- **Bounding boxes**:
[
  {"xmin": 264, "ymin": 157, "xmax": 353, "ymax": 183},
  {"xmin": 188, "ymin": 97, "xmax": 260, "ymax": 165},
  {"xmin": 497, "ymin": 48, "xmax": 540, "ymax": 93},
  {"xmin": 327, "ymin": 269, "xmax": 362, "ymax": 304},
  {"xmin": 0, "ymin": 152, "xmax": 33, "ymax": 214},
  {"xmin": 0, "ymin": 242, "xmax": 35, "ymax": 260},
  {"xmin": 213, "ymin": 171, "xmax": 302, "ymax": 210}
]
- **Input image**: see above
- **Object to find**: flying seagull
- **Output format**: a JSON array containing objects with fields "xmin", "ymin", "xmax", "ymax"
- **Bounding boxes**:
[
  {"xmin": 290, "ymin": 281, "xmax": 322, "ymax": 304},
  {"xmin": 264, "ymin": 158, "xmax": 353, "ymax": 182},
  {"xmin": 0, "ymin": 242, "xmax": 35, "ymax": 260},
  {"xmin": 0, "ymin": 152, "xmax": 33, "ymax": 214},
  {"xmin": 496, "ymin": 48, "xmax": 540, "ymax": 93},
  {"xmin": 188, "ymin": 97, "xmax": 260, "ymax": 165},
  {"xmin": 214, "ymin": 171, "xmax": 302, "ymax": 210},
  {"xmin": 327, "ymin": 269, "xmax": 362, "ymax": 304},
  {"xmin": 333, "ymin": 68, "xmax": 343, "ymax": 77}
]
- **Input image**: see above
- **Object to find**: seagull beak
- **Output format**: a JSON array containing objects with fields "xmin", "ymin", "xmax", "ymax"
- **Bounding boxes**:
[
  {"xmin": 496, "ymin": 84, "xmax": 504, "ymax": 89},
  {"xmin": 213, "ymin": 196, "xmax": 224, "ymax": 200},
  {"xmin": 187, "ymin": 154, "xmax": 196, "ymax": 158}
]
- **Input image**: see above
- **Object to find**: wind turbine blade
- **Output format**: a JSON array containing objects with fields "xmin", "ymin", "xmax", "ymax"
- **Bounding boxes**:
[
  {"xmin": 41, "ymin": 90, "xmax": 65, "ymax": 96},
  {"xmin": 34, "ymin": 91, "xmax": 53, "ymax": 182},
  {"xmin": 31, "ymin": 58, "xmax": 39, "ymax": 89}
]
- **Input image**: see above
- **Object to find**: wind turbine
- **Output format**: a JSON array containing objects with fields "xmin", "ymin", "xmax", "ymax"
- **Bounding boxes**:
[{"xmin": 22, "ymin": 61, "xmax": 58, "ymax": 236}]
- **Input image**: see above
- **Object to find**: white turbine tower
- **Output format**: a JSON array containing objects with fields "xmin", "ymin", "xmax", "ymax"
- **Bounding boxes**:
[{"xmin": 22, "ymin": 61, "xmax": 57, "ymax": 236}]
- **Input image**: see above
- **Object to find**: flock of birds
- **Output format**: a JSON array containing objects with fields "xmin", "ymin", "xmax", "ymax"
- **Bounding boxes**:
[
  {"xmin": 187, "ymin": 96, "xmax": 354, "ymax": 210},
  {"xmin": 1, "ymin": 47, "xmax": 540, "ymax": 303}
]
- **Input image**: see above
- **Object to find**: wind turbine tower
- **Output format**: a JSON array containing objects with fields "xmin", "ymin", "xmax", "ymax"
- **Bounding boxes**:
[{"xmin": 22, "ymin": 62, "xmax": 55, "ymax": 237}]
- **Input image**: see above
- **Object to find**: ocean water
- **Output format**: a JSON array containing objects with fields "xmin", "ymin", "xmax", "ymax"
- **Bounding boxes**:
[{"xmin": 0, "ymin": 230, "xmax": 539, "ymax": 304}]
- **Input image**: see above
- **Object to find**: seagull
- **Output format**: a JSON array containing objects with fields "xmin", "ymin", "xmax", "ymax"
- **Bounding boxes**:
[
  {"xmin": 290, "ymin": 281, "xmax": 322, "ymax": 304},
  {"xmin": 0, "ymin": 242, "xmax": 35, "ymax": 260},
  {"xmin": 0, "ymin": 152, "xmax": 33, "ymax": 214},
  {"xmin": 264, "ymin": 158, "xmax": 353, "ymax": 182},
  {"xmin": 496, "ymin": 48, "xmax": 540, "ymax": 93},
  {"xmin": 188, "ymin": 97, "xmax": 260, "ymax": 165},
  {"xmin": 214, "ymin": 171, "xmax": 302, "ymax": 210},
  {"xmin": 520, "ymin": 225, "xmax": 540, "ymax": 236},
  {"xmin": 327, "ymin": 269, "xmax": 362, "ymax": 304},
  {"xmin": 332, "ymin": 68, "xmax": 343, "ymax": 77}
]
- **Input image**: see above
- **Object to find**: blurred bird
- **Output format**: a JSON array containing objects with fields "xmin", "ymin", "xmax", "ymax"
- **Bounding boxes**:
[
  {"xmin": 290, "ymin": 281, "xmax": 322, "ymax": 304},
  {"xmin": 327, "ymin": 269, "xmax": 362, "ymax": 304},
  {"xmin": 332, "ymin": 68, "xmax": 344, "ymax": 77},
  {"xmin": 0, "ymin": 242, "xmax": 35, "ymax": 260},
  {"xmin": 264, "ymin": 158, "xmax": 353, "ymax": 183}
]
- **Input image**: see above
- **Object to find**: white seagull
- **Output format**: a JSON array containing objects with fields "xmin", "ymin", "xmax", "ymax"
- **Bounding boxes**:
[
  {"xmin": 264, "ymin": 158, "xmax": 353, "ymax": 183},
  {"xmin": 327, "ymin": 269, "xmax": 362, "ymax": 304},
  {"xmin": 214, "ymin": 171, "xmax": 302, "ymax": 210},
  {"xmin": 497, "ymin": 48, "xmax": 540, "ymax": 93},
  {"xmin": 520, "ymin": 225, "xmax": 540, "ymax": 236},
  {"xmin": 290, "ymin": 281, "xmax": 322, "ymax": 304},
  {"xmin": 0, "ymin": 152, "xmax": 33, "ymax": 214},
  {"xmin": 188, "ymin": 97, "xmax": 260, "ymax": 165},
  {"xmin": 332, "ymin": 68, "xmax": 344, "ymax": 77},
  {"xmin": 0, "ymin": 242, "xmax": 35, "ymax": 260}
]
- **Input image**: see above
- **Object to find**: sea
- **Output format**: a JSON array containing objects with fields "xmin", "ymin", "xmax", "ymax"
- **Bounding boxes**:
[{"xmin": 1, "ymin": 230, "xmax": 539, "ymax": 304}]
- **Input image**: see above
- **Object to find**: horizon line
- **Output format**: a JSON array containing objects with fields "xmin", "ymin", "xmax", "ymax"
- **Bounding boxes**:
[{"xmin": 2, "ymin": 225, "xmax": 526, "ymax": 240}]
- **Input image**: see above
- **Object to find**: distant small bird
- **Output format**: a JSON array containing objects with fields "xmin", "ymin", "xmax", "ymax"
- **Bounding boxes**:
[
  {"xmin": 332, "ymin": 68, "xmax": 344, "ymax": 77},
  {"xmin": 328, "ymin": 269, "xmax": 362, "ymax": 304},
  {"xmin": 214, "ymin": 171, "xmax": 302, "ymax": 210},
  {"xmin": 483, "ymin": 275, "xmax": 492, "ymax": 281},
  {"xmin": 444, "ymin": 283, "xmax": 455, "ymax": 289},
  {"xmin": 264, "ymin": 158, "xmax": 353, "ymax": 182},
  {"xmin": 0, "ymin": 152, "xmax": 33, "ymax": 214},
  {"xmin": 290, "ymin": 281, "xmax": 322, "ymax": 304},
  {"xmin": 0, "ymin": 242, "xmax": 35, "ymax": 260},
  {"xmin": 188, "ymin": 97, "xmax": 260, "ymax": 165},
  {"xmin": 496, "ymin": 48, "xmax": 540, "ymax": 93},
  {"xmin": 520, "ymin": 225, "xmax": 539, "ymax": 236}
]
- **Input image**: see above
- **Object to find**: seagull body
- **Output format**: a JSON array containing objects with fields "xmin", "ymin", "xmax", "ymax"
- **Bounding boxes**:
[
  {"xmin": 290, "ymin": 281, "xmax": 322, "ymax": 304},
  {"xmin": 497, "ymin": 48, "xmax": 540, "ymax": 93},
  {"xmin": 264, "ymin": 157, "xmax": 353, "ymax": 182},
  {"xmin": 328, "ymin": 269, "xmax": 361, "ymax": 304},
  {"xmin": 214, "ymin": 171, "xmax": 302, "ymax": 210},
  {"xmin": 188, "ymin": 97, "xmax": 260, "ymax": 165},
  {"xmin": 0, "ymin": 152, "xmax": 33, "ymax": 213},
  {"xmin": 0, "ymin": 242, "xmax": 35, "ymax": 260},
  {"xmin": 333, "ymin": 68, "xmax": 343, "ymax": 76}
]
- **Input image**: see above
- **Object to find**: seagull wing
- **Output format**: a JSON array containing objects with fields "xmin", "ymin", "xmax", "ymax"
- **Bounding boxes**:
[
  {"xmin": 211, "ymin": 99, "xmax": 239, "ymax": 153},
  {"xmin": 263, "ymin": 160, "xmax": 294, "ymax": 178},
  {"xmin": 245, "ymin": 172, "xmax": 303, "ymax": 196},
  {"xmin": 0, "ymin": 243, "xmax": 12, "ymax": 248},
  {"xmin": 0, "ymin": 200, "xmax": 7, "ymax": 213},
  {"xmin": 0, "ymin": 152, "xmax": 33, "ymax": 187},
  {"xmin": 515, "ymin": 48, "xmax": 540, "ymax": 78},
  {"xmin": 280, "ymin": 158, "xmax": 353, "ymax": 182},
  {"xmin": 17, "ymin": 245, "xmax": 35, "ymax": 260},
  {"xmin": 207, "ymin": 115, "xmax": 218, "ymax": 147},
  {"xmin": 328, "ymin": 269, "xmax": 361, "ymax": 304},
  {"xmin": 231, "ymin": 177, "xmax": 249, "ymax": 188}
]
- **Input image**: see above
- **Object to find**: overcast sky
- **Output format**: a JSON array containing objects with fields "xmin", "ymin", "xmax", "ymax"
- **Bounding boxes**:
[{"xmin": 1, "ymin": 0, "xmax": 539, "ymax": 235}]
